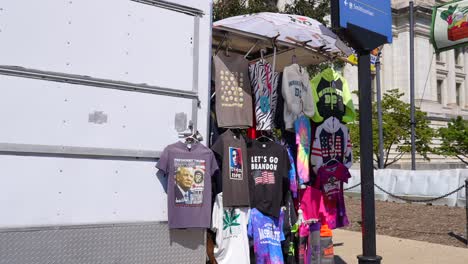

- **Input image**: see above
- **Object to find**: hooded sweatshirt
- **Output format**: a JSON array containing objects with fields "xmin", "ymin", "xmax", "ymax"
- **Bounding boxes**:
[
  {"xmin": 310, "ymin": 68, "xmax": 355, "ymax": 124},
  {"xmin": 282, "ymin": 64, "xmax": 315, "ymax": 131},
  {"xmin": 310, "ymin": 117, "xmax": 352, "ymax": 175}
]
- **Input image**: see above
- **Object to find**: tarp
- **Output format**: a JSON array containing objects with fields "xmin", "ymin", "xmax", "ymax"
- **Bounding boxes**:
[{"xmin": 431, "ymin": 0, "xmax": 468, "ymax": 52}]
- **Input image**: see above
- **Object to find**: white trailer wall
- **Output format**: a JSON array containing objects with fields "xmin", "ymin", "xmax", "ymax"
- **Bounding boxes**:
[{"xmin": 0, "ymin": 0, "xmax": 212, "ymax": 263}]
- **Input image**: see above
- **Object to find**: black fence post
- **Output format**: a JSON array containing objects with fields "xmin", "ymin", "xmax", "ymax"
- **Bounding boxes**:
[{"xmin": 465, "ymin": 179, "xmax": 468, "ymax": 247}]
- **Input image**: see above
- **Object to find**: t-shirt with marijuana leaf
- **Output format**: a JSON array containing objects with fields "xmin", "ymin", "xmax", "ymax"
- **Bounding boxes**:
[{"xmin": 211, "ymin": 193, "xmax": 250, "ymax": 264}]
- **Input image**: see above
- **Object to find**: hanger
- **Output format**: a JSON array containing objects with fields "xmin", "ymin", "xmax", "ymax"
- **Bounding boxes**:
[
  {"xmin": 260, "ymin": 48, "xmax": 266, "ymax": 61},
  {"xmin": 244, "ymin": 40, "xmax": 259, "ymax": 59},
  {"xmin": 230, "ymin": 128, "xmax": 242, "ymax": 140},
  {"xmin": 256, "ymin": 130, "xmax": 273, "ymax": 142},
  {"xmin": 182, "ymin": 121, "xmax": 201, "ymax": 150},
  {"xmin": 224, "ymin": 38, "xmax": 231, "ymax": 57},
  {"xmin": 215, "ymin": 33, "xmax": 228, "ymax": 56},
  {"xmin": 292, "ymin": 54, "xmax": 297, "ymax": 65}
]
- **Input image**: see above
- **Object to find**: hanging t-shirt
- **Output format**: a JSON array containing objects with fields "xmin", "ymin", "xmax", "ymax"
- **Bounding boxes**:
[
  {"xmin": 248, "ymin": 208, "xmax": 285, "ymax": 264},
  {"xmin": 281, "ymin": 191, "xmax": 298, "ymax": 264},
  {"xmin": 285, "ymin": 145, "xmax": 298, "ymax": 199},
  {"xmin": 315, "ymin": 163, "xmax": 351, "ymax": 229},
  {"xmin": 282, "ymin": 64, "xmax": 315, "ymax": 131},
  {"xmin": 211, "ymin": 193, "xmax": 250, "ymax": 264},
  {"xmin": 213, "ymin": 53, "xmax": 253, "ymax": 128},
  {"xmin": 295, "ymin": 115, "xmax": 311, "ymax": 185},
  {"xmin": 310, "ymin": 68, "xmax": 356, "ymax": 123},
  {"xmin": 211, "ymin": 129, "xmax": 250, "ymax": 207},
  {"xmin": 249, "ymin": 59, "xmax": 279, "ymax": 131},
  {"xmin": 248, "ymin": 140, "xmax": 290, "ymax": 218},
  {"xmin": 298, "ymin": 186, "xmax": 327, "ymax": 222},
  {"xmin": 310, "ymin": 117, "xmax": 353, "ymax": 175},
  {"xmin": 156, "ymin": 142, "xmax": 218, "ymax": 229}
]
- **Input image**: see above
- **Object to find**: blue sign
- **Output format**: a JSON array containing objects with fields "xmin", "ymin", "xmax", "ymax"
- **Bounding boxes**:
[{"xmin": 339, "ymin": 0, "xmax": 392, "ymax": 43}]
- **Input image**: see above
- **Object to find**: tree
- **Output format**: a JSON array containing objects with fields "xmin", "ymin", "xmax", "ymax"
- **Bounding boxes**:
[
  {"xmin": 213, "ymin": 0, "xmax": 278, "ymax": 22},
  {"xmin": 348, "ymin": 89, "xmax": 435, "ymax": 168},
  {"xmin": 284, "ymin": 0, "xmax": 330, "ymax": 25},
  {"xmin": 213, "ymin": 0, "xmax": 330, "ymax": 24},
  {"xmin": 437, "ymin": 116, "xmax": 468, "ymax": 165}
]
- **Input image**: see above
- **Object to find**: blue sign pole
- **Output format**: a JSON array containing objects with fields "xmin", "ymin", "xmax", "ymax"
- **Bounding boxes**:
[{"xmin": 331, "ymin": 1, "xmax": 391, "ymax": 263}]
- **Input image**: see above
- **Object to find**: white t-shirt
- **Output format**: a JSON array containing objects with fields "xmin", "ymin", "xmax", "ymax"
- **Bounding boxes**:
[
  {"xmin": 282, "ymin": 64, "xmax": 315, "ymax": 130},
  {"xmin": 211, "ymin": 193, "xmax": 250, "ymax": 264}
]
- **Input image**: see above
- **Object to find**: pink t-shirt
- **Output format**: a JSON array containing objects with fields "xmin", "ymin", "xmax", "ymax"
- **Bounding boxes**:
[
  {"xmin": 298, "ymin": 186, "xmax": 327, "ymax": 222},
  {"xmin": 315, "ymin": 163, "xmax": 351, "ymax": 229}
]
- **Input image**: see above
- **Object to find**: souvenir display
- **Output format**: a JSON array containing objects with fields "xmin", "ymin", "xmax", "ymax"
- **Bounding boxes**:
[{"xmin": 159, "ymin": 49, "xmax": 357, "ymax": 264}]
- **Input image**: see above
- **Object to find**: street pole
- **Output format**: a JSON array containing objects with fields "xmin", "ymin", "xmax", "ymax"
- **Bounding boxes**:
[
  {"xmin": 465, "ymin": 179, "xmax": 468, "ymax": 247},
  {"xmin": 357, "ymin": 51, "xmax": 382, "ymax": 264},
  {"xmin": 409, "ymin": 0, "xmax": 416, "ymax": 170},
  {"xmin": 376, "ymin": 54, "xmax": 384, "ymax": 169}
]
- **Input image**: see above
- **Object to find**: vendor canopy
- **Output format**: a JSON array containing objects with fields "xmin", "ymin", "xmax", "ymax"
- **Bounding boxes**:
[{"xmin": 213, "ymin": 12, "xmax": 352, "ymax": 70}]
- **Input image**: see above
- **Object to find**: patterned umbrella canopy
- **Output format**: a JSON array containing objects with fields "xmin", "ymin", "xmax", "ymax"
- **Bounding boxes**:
[{"xmin": 214, "ymin": 12, "xmax": 351, "ymax": 55}]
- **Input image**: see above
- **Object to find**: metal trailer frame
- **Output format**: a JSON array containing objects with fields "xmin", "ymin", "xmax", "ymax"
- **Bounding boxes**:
[{"xmin": 0, "ymin": 0, "xmax": 212, "ymax": 263}]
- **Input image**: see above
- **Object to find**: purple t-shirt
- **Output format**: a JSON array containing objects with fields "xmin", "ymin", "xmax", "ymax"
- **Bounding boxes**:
[
  {"xmin": 247, "ymin": 208, "xmax": 285, "ymax": 264},
  {"xmin": 315, "ymin": 163, "xmax": 351, "ymax": 229},
  {"xmin": 157, "ymin": 141, "xmax": 218, "ymax": 229}
]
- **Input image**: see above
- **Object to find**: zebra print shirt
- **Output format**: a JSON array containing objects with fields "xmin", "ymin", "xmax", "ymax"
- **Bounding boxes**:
[{"xmin": 248, "ymin": 59, "xmax": 279, "ymax": 131}]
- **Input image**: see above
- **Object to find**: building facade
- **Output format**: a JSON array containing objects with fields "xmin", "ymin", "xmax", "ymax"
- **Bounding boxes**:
[{"xmin": 343, "ymin": 0, "xmax": 468, "ymax": 169}]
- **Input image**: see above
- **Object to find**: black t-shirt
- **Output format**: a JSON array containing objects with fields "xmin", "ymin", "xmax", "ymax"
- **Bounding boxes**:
[
  {"xmin": 211, "ymin": 129, "xmax": 250, "ymax": 207},
  {"xmin": 247, "ymin": 140, "xmax": 290, "ymax": 218}
]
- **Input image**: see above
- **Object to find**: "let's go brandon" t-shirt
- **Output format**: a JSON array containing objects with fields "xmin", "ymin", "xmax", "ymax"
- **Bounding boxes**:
[{"xmin": 248, "ymin": 140, "xmax": 290, "ymax": 218}]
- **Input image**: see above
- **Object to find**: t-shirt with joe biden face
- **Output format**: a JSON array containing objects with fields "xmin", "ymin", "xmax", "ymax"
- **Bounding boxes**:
[{"xmin": 157, "ymin": 141, "xmax": 218, "ymax": 229}]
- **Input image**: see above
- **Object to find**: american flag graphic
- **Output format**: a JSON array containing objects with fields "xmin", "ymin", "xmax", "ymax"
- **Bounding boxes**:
[{"xmin": 254, "ymin": 171, "xmax": 275, "ymax": 185}]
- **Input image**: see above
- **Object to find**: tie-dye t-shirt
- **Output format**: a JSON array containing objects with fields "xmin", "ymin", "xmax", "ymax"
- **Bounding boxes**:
[
  {"xmin": 295, "ymin": 115, "xmax": 311, "ymax": 185},
  {"xmin": 247, "ymin": 208, "xmax": 285, "ymax": 264},
  {"xmin": 286, "ymin": 145, "xmax": 298, "ymax": 198}
]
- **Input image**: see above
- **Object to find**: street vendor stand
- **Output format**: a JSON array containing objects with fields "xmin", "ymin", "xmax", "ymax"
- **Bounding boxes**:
[{"xmin": 210, "ymin": 12, "xmax": 354, "ymax": 264}]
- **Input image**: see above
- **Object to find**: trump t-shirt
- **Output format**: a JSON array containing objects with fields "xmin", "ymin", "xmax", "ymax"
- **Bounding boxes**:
[{"xmin": 156, "ymin": 141, "xmax": 218, "ymax": 229}]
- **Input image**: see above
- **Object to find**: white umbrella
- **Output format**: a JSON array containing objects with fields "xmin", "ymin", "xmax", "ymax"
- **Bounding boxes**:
[{"xmin": 214, "ymin": 12, "xmax": 351, "ymax": 55}]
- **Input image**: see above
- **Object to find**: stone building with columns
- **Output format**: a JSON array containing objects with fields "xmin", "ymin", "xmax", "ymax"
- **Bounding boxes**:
[
  {"xmin": 342, "ymin": 0, "xmax": 468, "ymax": 169},
  {"xmin": 257, "ymin": 0, "xmax": 467, "ymax": 168}
]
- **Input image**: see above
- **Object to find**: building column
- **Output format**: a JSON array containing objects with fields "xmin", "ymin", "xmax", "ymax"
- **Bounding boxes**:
[
  {"xmin": 446, "ymin": 50, "xmax": 457, "ymax": 107},
  {"xmin": 464, "ymin": 49, "xmax": 468, "ymax": 109}
]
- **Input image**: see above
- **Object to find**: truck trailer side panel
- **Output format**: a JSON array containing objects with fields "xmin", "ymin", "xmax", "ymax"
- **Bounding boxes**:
[{"xmin": 0, "ymin": 0, "xmax": 212, "ymax": 263}]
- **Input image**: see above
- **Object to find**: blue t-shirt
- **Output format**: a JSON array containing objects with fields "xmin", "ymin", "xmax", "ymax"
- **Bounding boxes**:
[{"xmin": 247, "ymin": 208, "xmax": 285, "ymax": 264}]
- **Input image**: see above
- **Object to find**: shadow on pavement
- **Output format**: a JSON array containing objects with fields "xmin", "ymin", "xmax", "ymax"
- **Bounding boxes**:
[{"xmin": 334, "ymin": 255, "xmax": 348, "ymax": 264}]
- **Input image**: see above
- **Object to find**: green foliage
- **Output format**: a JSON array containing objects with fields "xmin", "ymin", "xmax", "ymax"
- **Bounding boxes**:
[
  {"xmin": 348, "ymin": 89, "xmax": 435, "ymax": 168},
  {"xmin": 283, "ymin": 0, "xmax": 330, "ymax": 25},
  {"xmin": 437, "ymin": 116, "xmax": 468, "ymax": 165},
  {"xmin": 213, "ymin": 0, "xmax": 278, "ymax": 22}
]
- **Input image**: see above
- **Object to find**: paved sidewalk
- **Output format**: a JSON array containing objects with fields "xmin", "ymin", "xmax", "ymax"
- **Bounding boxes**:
[{"xmin": 333, "ymin": 229, "xmax": 468, "ymax": 264}]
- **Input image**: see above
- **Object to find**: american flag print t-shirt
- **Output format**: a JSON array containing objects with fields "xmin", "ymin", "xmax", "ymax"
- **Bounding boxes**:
[{"xmin": 248, "ymin": 140, "xmax": 290, "ymax": 218}]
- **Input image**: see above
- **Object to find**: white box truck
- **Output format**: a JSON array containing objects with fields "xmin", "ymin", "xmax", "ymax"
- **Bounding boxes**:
[{"xmin": 0, "ymin": 0, "xmax": 212, "ymax": 263}]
